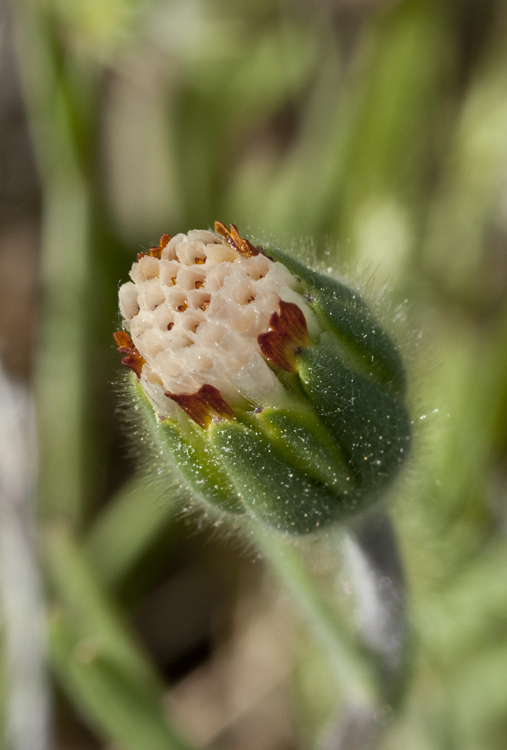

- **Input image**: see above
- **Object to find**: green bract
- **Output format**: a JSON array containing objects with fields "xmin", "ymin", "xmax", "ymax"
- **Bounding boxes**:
[{"xmin": 116, "ymin": 225, "xmax": 411, "ymax": 535}]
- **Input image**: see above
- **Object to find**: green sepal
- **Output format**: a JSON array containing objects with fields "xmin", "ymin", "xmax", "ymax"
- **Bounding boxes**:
[
  {"xmin": 209, "ymin": 420, "xmax": 361, "ymax": 534},
  {"xmin": 264, "ymin": 245, "xmax": 407, "ymax": 396},
  {"xmin": 131, "ymin": 376, "xmax": 244, "ymax": 516},
  {"xmin": 297, "ymin": 346, "xmax": 411, "ymax": 492},
  {"xmin": 253, "ymin": 405, "xmax": 358, "ymax": 494}
]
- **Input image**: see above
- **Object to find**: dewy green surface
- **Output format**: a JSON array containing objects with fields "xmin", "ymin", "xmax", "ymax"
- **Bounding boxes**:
[
  {"xmin": 297, "ymin": 347, "xmax": 411, "ymax": 491},
  {"xmin": 255, "ymin": 405, "xmax": 354, "ymax": 491},
  {"xmin": 132, "ymin": 377, "xmax": 244, "ymax": 516},
  {"xmin": 209, "ymin": 420, "xmax": 351, "ymax": 534},
  {"xmin": 265, "ymin": 245, "xmax": 408, "ymax": 394}
]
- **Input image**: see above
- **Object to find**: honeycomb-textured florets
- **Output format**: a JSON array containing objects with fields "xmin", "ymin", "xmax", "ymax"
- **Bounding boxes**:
[{"xmin": 119, "ymin": 229, "xmax": 311, "ymax": 417}]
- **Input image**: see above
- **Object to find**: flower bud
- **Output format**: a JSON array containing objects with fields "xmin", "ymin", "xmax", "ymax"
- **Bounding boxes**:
[{"xmin": 115, "ymin": 223, "xmax": 411, "ymax": 534}]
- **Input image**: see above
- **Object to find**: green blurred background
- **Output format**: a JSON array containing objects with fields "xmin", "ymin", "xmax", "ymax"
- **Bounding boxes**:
[{"xmin": 2, "ymin": 0, "xmax": 507, "ymax": 748}]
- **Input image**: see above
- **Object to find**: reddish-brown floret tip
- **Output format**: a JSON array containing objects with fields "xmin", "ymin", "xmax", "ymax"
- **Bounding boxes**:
[
  {"xmin": 113, "ymin": 331, "xmax": 146, "ymax": 379},
  {"xmin": 258, "ymin": 300, "xmax": 311, "ymax": 373},
  {"xmin": 166, "ymin": 384, "xmax": 235, "ymax": 430},
  {"xmin": 149, "ymin": 232, "xmax": 172, "ymax": 259},
  {"xmin": 214, "ymin": 221, "xmax": 259, "ymax": 257}
]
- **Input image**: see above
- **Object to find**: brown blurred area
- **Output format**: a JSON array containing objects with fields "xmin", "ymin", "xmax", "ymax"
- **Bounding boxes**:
[{"xmin": 0, "ymin": 0, "xmax": 40, "ymax": 378}]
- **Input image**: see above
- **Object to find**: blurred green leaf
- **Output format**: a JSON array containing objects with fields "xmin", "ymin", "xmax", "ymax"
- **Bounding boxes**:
[
  {"xmin": 85, "ymin": 473, "xmax": 176, "ymax": 589},
  {"xmin": 46, "ymin": 523, "xmax": 195, "ymax": 749},
  {"xmin": 50, "ymin": 611, "xmax": 194, "ymax": 750}
]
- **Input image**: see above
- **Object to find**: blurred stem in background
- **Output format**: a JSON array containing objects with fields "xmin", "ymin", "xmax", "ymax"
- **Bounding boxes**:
[
  {"xmin": 13, "ymin": 0, "xmax": 96, "ymax": 526},
  {"xmin": 254, "ymin": 515, "xmax": 408, "ymax": 750},
  {"xmin": 0, "ymin": 361, "xmax": 52, "ymax": 750}
]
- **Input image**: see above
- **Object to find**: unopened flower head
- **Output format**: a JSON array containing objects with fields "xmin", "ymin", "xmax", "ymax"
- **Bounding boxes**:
[{"xmin": 115, "ymin": 222, "xmax": 411, "ymax": 534}]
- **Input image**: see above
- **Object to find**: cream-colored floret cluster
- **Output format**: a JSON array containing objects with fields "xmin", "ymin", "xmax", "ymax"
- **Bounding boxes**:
[{"xmin": 119, "ymin": 229, "xmax": 312, "ymax": 418}]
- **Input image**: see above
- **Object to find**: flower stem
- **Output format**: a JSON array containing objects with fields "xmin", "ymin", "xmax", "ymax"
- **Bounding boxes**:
[
  {"xmin": 251, "ymin": 525, "xmax": 379, "ymax": 708},
  {"xmin": 251, "ymin": 509, "xmax": 408, "ymax": 749},
  {"xmin": 12, "ymin": 0, "xmax": 96, "ymax": 526},
  {"xmin": 345, "ymin": 509, "xmax": 408, "ymax": 705}
]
